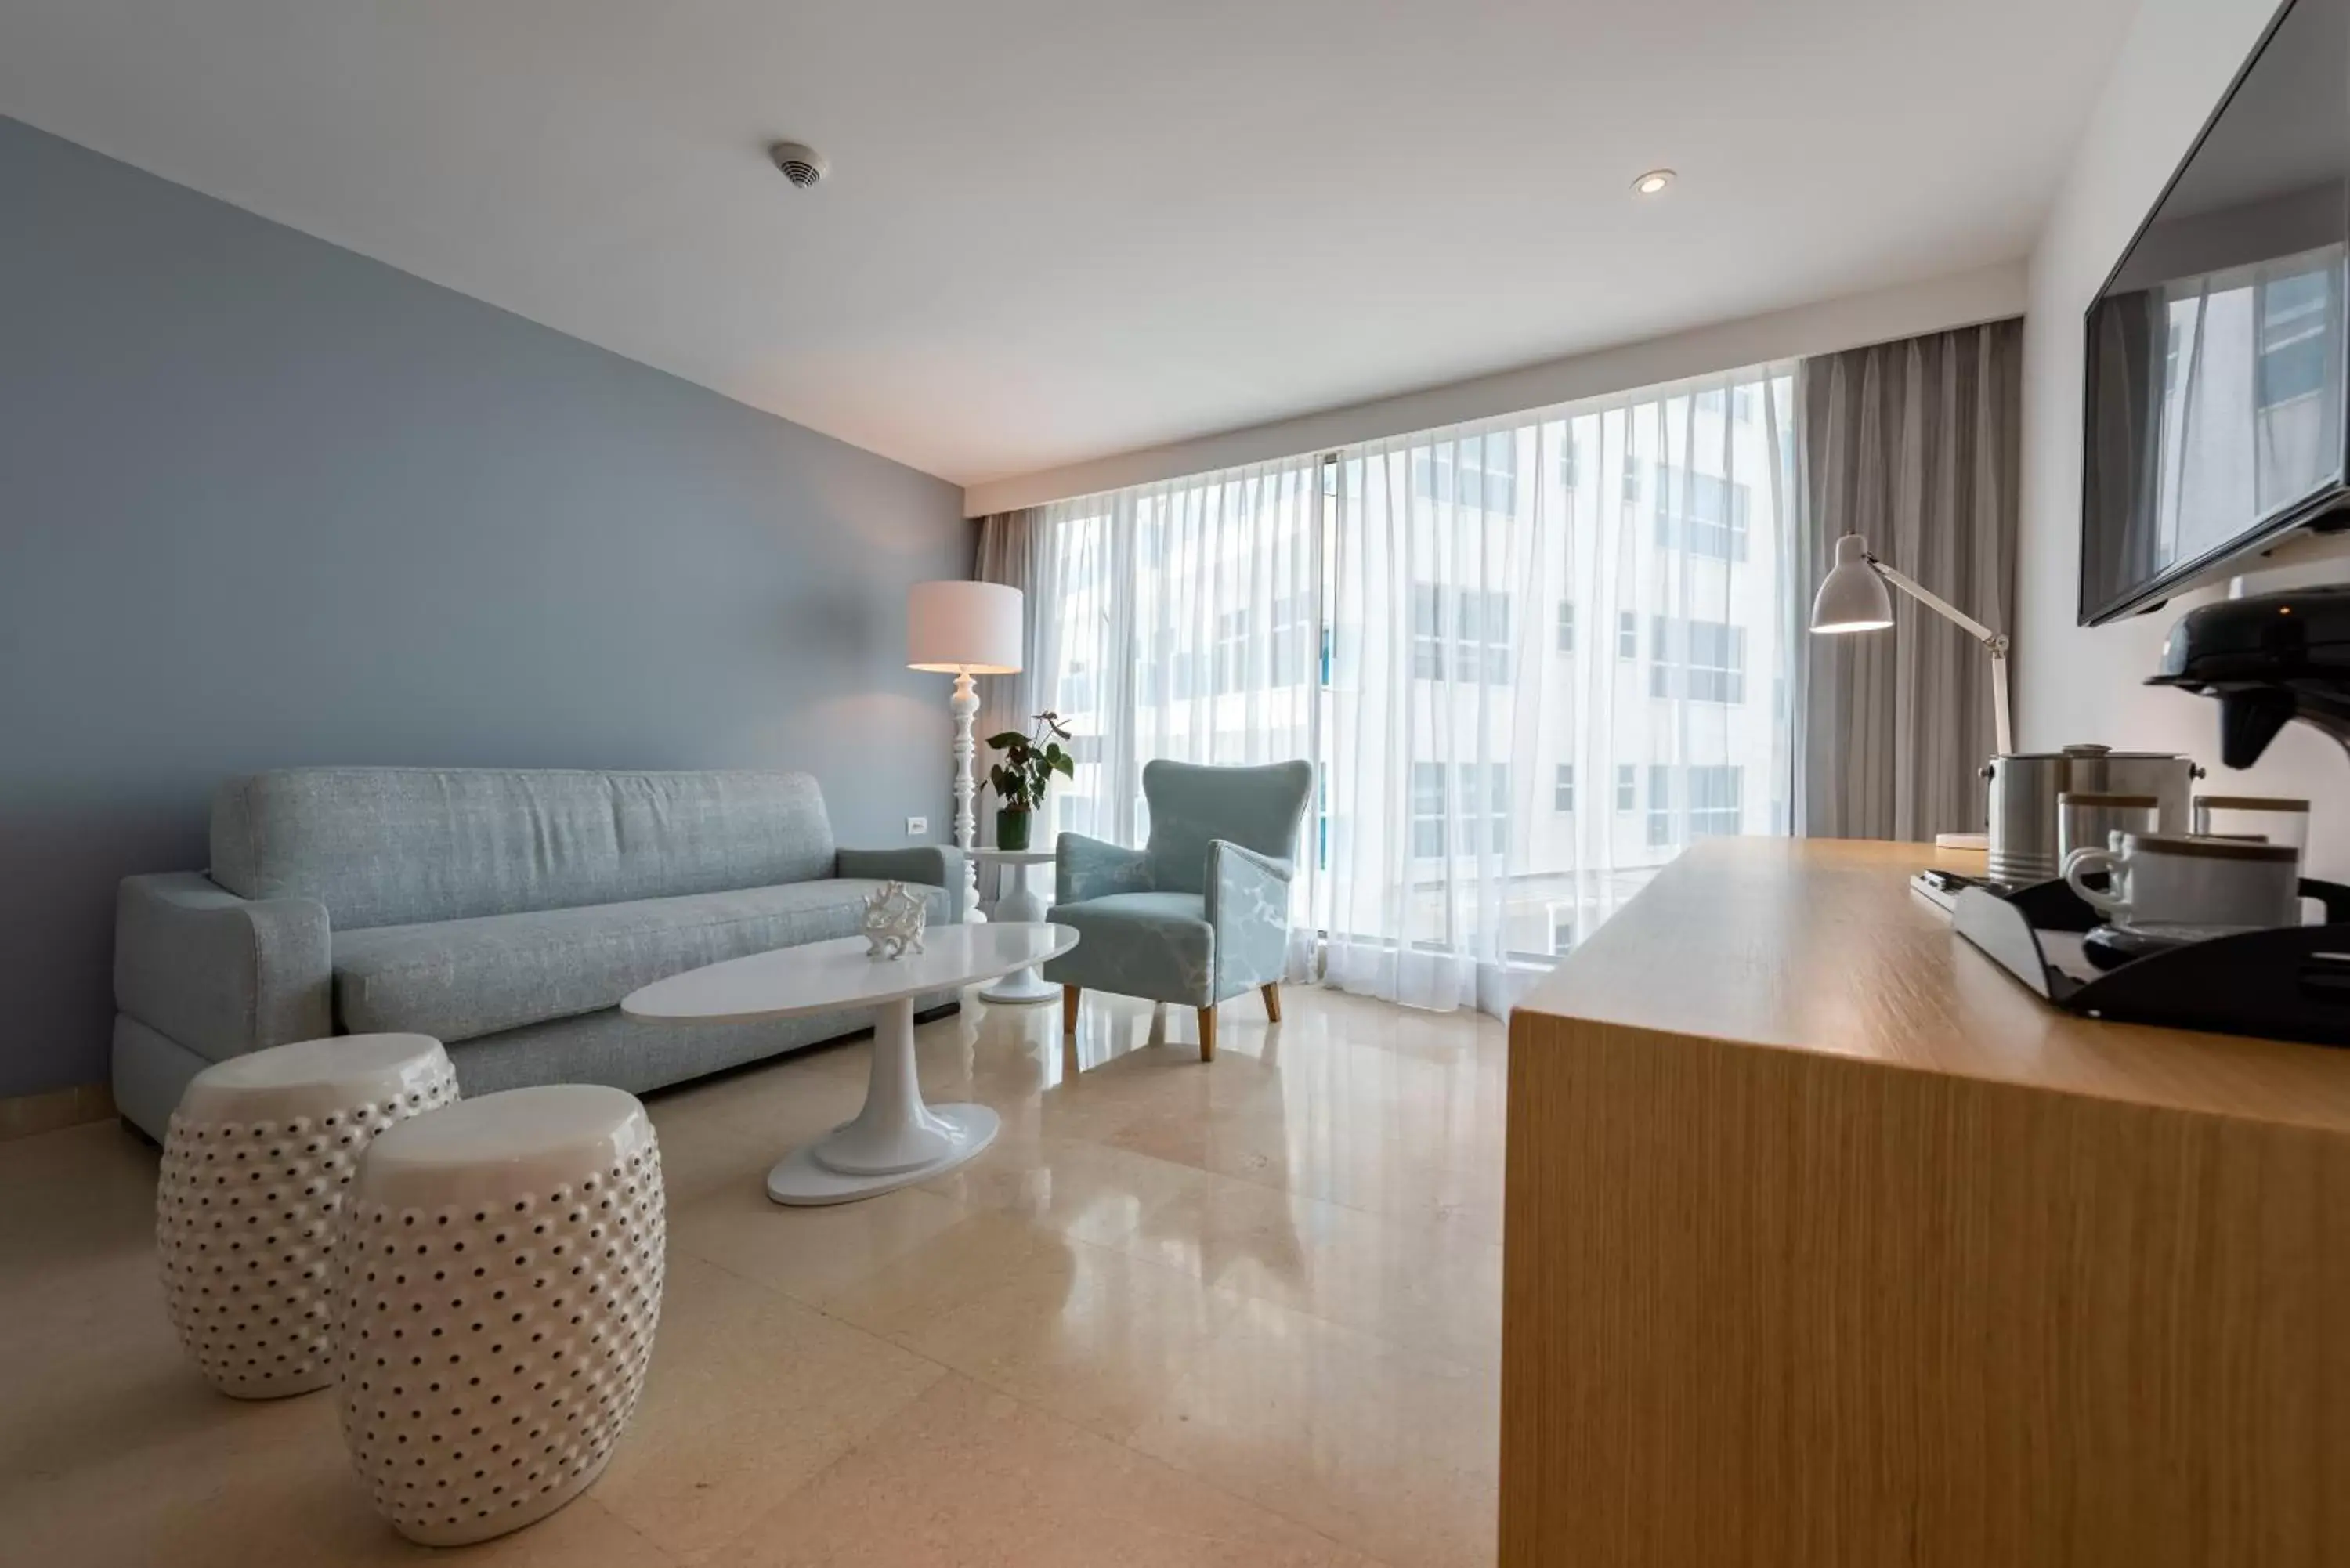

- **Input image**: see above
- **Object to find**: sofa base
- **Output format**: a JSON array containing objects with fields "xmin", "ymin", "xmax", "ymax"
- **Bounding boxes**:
[
  {"xmin": 111, "ymin": 995, "xmax": 964, "ymax": 1141},
  {"xmin": 112, "ymin": 1014, "xmax": 212, "ymax": 1143}
]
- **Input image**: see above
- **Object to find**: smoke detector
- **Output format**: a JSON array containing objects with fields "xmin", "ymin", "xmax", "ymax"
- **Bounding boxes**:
[{"xmin": 768, "ymin": 142, "xmax": 828, "ymax": 190}]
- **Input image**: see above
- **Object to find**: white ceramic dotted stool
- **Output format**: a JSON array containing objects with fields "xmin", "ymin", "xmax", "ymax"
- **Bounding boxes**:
[
  {"xmin": 155, "ymin": 1033, "xmax": 458, "ymax": 1400},
  {"xmin": 334, "ymin": 1085, "xmax": 665, "ymax": 1548}
]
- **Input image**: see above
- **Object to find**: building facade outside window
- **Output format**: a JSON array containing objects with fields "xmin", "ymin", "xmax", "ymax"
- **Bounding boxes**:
[{"xmin": 1650, "ymin": 616, "xmax": 1748, "ymax": 703}]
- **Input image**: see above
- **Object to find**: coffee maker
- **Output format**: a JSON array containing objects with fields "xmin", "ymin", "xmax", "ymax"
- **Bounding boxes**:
[
  {"xmin": 1941, "ymin": 584, "xmax": 2350, "ymax": 1045},
  {"xmin": 2145, "ymin": 584, "xmax": 2350, "ymax": 766}
]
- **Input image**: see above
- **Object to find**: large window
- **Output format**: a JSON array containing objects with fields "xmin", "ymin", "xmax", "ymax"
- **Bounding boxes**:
[{"xmin": 1005, "ymin": 364, "xmax": 1796, "ymax": 1015}]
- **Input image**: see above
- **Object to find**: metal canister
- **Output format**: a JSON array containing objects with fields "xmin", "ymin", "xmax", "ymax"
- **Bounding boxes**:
[{"xmin": 1981, "ymin": 744, "xmax": 2200, "ymax": 883}]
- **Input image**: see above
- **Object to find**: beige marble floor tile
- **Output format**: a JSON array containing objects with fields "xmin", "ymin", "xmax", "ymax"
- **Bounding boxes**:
[
  {"xmin": 709, "ymin": 1372, "xmax": 1381, "ymax": 1568},
  {"xmin": 874, "ymin": 1230, "xmax": 1246, "ymax": 1442},
  {"xmin": 815, "ymin": 1206, "xmax": 1065, "ymax": 1339},
  {"xmin": 665, "ymin": 1174, "xmax": 972, "ymax": 1304},
  {"xmin": 1104, "ymin": 1095, "xmax": 1506, "ymax": 1244},
  {"xmin": 588, "ymin": 1255, "xmax": 945, "ymax": 1559},
  {"xmin": 914, "ymin": 1130, "xmax": 1213, "ymax": 1247},
  {"xmin": 1129, "ymin": 1295, "xmax": 1501, "ymax": 1568},
  {"xmin": 0, "ymin": 1344, "xmax": 674, "ymax": 1568},
  {"xmin": 1113, "ymin": 1174, "xmax": 1502, "ymax": 1373},
  {"xmin": 5, "ymin": 985, "xmax": 1502, "ymax": 1568}
]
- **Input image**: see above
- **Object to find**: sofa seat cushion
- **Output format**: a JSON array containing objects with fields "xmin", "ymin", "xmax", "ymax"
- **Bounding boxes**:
[
  {"xmin": 1039, "ymin": 891, "xmax": 1215, "ymax": 1006},
  {"xmin": 333, "ymin": 879, "xmax": 949, "ymax": 1043}
]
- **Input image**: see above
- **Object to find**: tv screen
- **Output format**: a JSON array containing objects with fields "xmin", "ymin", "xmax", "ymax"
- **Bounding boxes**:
[{"xmin": 2081, "ymin": 0, "xmax": 2350, "ymax": 624}]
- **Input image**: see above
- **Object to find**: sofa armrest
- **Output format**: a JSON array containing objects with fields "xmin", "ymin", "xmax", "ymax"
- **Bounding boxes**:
[
  {"xmin": 1205, "ymin": 840, "xmax": 1295, "ymax": 995},
  {"xmin": 1057, "ymin": 833, "xmax": 1153, "ymax": 905},
  {"xmin": 837, "ymin": 846, "xmax": 967, "ymax": 924},
  {"xmin": 114, "ymin": 872, "xmax": 332, "ymax": 1062}
]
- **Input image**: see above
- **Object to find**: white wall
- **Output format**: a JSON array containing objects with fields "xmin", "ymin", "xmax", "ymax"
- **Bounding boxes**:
[
  {"xmin": 966, "ymin": 263, "xmax": 2025, "ymax": 517},
  {"xmin": 2020, "ymin": 0, "xmax": 2349, "ymax": 879}
]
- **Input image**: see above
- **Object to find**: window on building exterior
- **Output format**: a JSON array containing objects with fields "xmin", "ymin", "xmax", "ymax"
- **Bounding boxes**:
[
  {"xmin": 1621, "ymin": 462, "xmax": 1641, "ymax": 504},
  {"xmin": 1412, "ymin": 584, "xmax": 1511, "ymax": 683},
  {"xmin": 1456, "ymin": 591, "xmax": 1511, "ymax": 683},
  {"xmin": 1649, "ymin": 617, "xmax": 1748, "ymax": 703},
  {"xmin": 1411, "ymin": 761, "xmax": 1447, "ymax": 857},
  {"xmin": 1688, "ymin": 765, "xmax": 1744, "ymax": 837},
  {"xmin": 1553, "ymin": 763, "xmax": 1574, "ymax": 812},
  {"xmin": 1558, "ymin": 440, "xmax": 1579, "ymax": 492},
  {"xmin": 1549, "ymin": 909, "xmax": 1578, "ymax": 955},
  {"xmin": 1647, "ymin": 764, "xmax": 1674, "ymax": 847},
  {"xmin": 1556, "ymin": 599, "xmax": 1575, "ymax": 654},
  {"xmin": 1473, "ymin": 763, "xmax": 1510, "ymax": 853},
  {"xmin": 1654, "ymin": 468, "xmax": 1752, "ymax": 561},
  {"xmin": 1412, "ymin": 433, "xmax": 1519, "ymax": 514},
  {"xmin": 1212, "ymin": 609, "xmax": 1251, "ymax": 695},
  {"xmin": 1617, "ymin": 611, "xmax": 1638, "ymax": 659},
  {"xmin": 1269, "ymin": 593, "xmax": 1316, "ymax": 688},
  {"xmin": 1614, "ymin": 764, "xmax": 1636, "ymax": 812}
]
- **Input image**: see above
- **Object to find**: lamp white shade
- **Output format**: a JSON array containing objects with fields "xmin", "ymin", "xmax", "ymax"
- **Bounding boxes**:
[
  {"xmin": 907, "ymin": 580, "xmax": 1023, "ymax": 674},
  {"xmin": 1810, "ymin": 533, "xmax": 1895, "ymax": 634}
]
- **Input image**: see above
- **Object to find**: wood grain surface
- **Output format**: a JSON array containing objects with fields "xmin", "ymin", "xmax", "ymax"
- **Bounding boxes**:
[{"xmin": 1502, "ymin": 838, "xmax": 2350, "ymax": 1568}]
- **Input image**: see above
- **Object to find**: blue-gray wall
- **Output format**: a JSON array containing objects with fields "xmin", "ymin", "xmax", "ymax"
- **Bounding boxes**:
[{"xmin": 0, "ymin": 117, "xmax": 974, "ymax": 1098}]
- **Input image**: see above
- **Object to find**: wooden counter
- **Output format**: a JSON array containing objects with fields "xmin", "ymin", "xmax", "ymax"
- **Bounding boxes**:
[{"xmin": 1500, "ymin": 838, "xmax": 2350, "ymax": 1568}]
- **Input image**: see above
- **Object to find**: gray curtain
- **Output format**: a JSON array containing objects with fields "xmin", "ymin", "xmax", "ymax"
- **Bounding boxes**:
[
  {"xmin": 1795, "ymin": 319, "xmax": 2022, "ymax": 841},
  {"xmin": 971, "ymin": 508, "xmax": 1055, "ymax": 854}
]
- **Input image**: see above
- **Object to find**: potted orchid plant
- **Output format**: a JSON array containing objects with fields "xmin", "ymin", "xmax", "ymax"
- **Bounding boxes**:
[{"xmin": 983, "ymin": 711, "xmax": 1074, "ymax": 852}]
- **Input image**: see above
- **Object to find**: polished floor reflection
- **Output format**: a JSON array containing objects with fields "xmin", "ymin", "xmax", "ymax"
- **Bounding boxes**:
[{"xmin": 0, "ymin": 988, "xmax": 1504, "ymax": 1567}]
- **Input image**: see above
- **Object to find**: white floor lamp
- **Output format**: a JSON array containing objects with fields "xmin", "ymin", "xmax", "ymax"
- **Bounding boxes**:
[{"xmin": 907, "ymin": 580, "xmax": 1024, "ymax": 924}]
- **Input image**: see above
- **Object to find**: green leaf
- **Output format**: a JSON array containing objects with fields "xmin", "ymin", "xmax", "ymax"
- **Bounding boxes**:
[
  {"xmin": 1053, "ymin": 755, "xmax": 1076, "ymax": 779},
  {"xmin": 984, "ymin": 732, "xmax": 1026, "ymax": 752}
]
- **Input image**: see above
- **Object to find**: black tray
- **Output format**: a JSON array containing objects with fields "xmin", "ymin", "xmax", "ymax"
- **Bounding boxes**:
[{"xmin": 1951, "ymin": 877, "xmax": 2350, "ymax": 1046}]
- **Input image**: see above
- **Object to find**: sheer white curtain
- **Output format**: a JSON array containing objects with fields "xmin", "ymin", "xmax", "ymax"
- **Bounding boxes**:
[
  {"xmin": 1318, "ymin": 368, "xmax": 1797, "ymax": 1012},
  {"xmin": 992, "ymin": 457, "xmax": 1326, "ymax": 969},
  {"xmin": 979, "ymin": 364, "xmax": 1797, "ymax": 1017}
]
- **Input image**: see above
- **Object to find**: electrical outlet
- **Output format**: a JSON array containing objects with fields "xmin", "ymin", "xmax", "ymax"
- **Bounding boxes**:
[{"xmin": 906, "ymin": 815, "xmax": 929, "ymax": 837}]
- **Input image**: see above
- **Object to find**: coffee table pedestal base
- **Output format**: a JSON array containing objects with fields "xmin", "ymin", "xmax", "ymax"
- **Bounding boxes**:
[
  {"xmin": 765, "ymin": 994, "xmax": 1001, "ymax": 1206},
  {"xmin": 766, "ymin": 1104, "xmax": 998, "ymax": 1205}
]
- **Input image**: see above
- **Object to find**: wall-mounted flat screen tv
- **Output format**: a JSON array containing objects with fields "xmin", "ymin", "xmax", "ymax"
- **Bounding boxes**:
[{"xmin": 2081, "ymin": 0, "xmax": 2350, "ymax": 624}]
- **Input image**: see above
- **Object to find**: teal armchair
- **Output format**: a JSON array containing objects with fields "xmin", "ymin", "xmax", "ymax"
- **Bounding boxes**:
[{"xmin": 1043, "ymin": 758, "xmax": 1313, "ymax": 1060}]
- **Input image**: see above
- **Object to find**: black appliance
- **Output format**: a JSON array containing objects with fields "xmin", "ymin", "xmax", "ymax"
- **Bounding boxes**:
[
  {"xmin": 2146, "ymin": 583, "xmax": 2350, "ymax": 763},
  {"xmin": 2081, "ymin": 0, "xmax": 2350, "ymax": 625},
  {"xmin": 1944, "ymin": 587, "xmax": 2350, "ymax": 1044}
]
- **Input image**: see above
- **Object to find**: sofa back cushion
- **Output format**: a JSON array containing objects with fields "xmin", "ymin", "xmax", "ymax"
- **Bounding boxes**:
[{"xmin": 211, "ymin": 768, "xmax": 836, "ymax": 930}]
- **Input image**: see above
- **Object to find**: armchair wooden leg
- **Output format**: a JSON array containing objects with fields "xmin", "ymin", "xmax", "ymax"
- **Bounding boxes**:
[
  {"xmin": 1196, "ymin": 1006, "xmax": 1217, "ymax": 1062},
  {"xmin": 1062, "ymin": 985, "xmax": 1082, "ymax": 1036},
  {"xmin": 1261, "ymin": 982, "xmax": 1282, "ymax": 1023}
]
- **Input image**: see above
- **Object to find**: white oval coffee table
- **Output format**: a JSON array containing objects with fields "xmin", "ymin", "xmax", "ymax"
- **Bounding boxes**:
[{"xmin": 621, "ymin": 923, "xmax": 1077, "ymax": 1206}]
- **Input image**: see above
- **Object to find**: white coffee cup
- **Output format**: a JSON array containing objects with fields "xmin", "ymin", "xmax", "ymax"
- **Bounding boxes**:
[{"xmin": 2062, "ymin": 832, "xmax": 2302, "ymax": 932}]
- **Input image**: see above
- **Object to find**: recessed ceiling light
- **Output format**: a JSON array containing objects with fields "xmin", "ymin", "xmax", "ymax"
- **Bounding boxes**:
[{"xmin": 1632, "ymin": 169, "xmax": 1675, "ymax": 196}]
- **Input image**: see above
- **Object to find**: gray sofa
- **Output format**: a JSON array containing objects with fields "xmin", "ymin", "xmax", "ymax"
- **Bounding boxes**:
[{"xmin": 112, "ymin": 767, "xmax": 963, "ymax": 1140}]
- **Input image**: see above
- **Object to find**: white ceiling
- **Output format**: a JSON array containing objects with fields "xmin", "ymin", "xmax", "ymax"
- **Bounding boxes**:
[{"xmin": 0, "ymin": 0, "xmax": 2140, "ymax": 489}]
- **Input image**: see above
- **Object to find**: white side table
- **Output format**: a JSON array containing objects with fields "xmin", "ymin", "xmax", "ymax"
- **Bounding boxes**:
[
  {"xmin": 156, "ymin": 1033, "xmax": 458, "ymax": 1400},
  {"xmin": 971, "ymin": 848, "xmax": 1058, "ymax": 1003},
  {"xmin": 336, "ymin": 1085, "xmax": 664, "ymax": 1547},
  {"xmin": 620, "ymin": 923, "xmax": 1078, "ymax": 1205}
]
